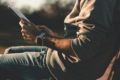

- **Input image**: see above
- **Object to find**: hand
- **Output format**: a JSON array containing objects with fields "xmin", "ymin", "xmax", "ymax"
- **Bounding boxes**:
[
  {"xmin": 19, "ymin": 19, "xmax": 38, "ymax": 44},
  {"xmin": 19, "ymin": 19, "xmax": 56, "ymax": 44},
  {"xmin": 36, "ymin": 25, "xmax": 55, "ymax": 37}
]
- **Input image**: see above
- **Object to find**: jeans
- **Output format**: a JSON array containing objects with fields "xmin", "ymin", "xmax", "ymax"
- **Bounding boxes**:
[{"xmin": 0, "ymin": 46, "xmax": 51, "ymax": 80}]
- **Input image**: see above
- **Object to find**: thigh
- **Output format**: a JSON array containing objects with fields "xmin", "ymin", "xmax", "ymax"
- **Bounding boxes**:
[
  {"xmin": 4, "ymin": 46, "xmax": 47, "ymax": 54},
  {"xmin": 0, "ymin": 52, "xmax": 51, "ymax": 80}
]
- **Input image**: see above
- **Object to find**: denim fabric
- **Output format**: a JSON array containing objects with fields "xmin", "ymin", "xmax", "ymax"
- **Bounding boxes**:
[
  {"xmin": 4, "ymin": 46, "xmax": 47, "ymax": 54},
  {"xmin": 0, "ymin": 46, "xmax": 51, "ymax": 80}
]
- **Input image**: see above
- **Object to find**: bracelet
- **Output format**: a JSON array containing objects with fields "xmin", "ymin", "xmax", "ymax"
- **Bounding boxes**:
[{"xmin": 35, "ymin": 33, "xmax": 46, "ymax": 46}]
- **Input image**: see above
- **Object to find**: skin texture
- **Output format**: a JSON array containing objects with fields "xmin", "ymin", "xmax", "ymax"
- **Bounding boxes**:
[{"xmin": 19, "ymin": 19, "xmax": 73, "ymax": 54}]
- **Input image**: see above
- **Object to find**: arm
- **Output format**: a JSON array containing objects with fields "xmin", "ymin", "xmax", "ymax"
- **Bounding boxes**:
[
  {"xmin": 19, "ymin": 19, "xmax": 71, "ymax": 53},
  {"xmin": 64, "ymin": 0, "xmax": 80, "ymax": 23},
  {"xmin": 42, "ymin": 36, "xmax": 72, "ymax": 53},
  {"xmin": 37, "ymin": 34, "xmax": 80, "ymax": 63}
]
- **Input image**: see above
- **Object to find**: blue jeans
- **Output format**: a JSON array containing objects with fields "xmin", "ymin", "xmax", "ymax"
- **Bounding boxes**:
[{"xmin": 0, "ymin": 46, "xmax": 51, "ymax": 80}]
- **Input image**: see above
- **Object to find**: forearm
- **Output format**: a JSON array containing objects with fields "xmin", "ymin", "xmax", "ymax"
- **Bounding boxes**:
[
  {"xmin": 45, "ymin": 37, "xmax": 72, "ymax": 53},
  {"xmin": 36, "ymin": 34, "xmax": 72, "ymax": 54},
  {"xmin": 49, "ymin": 37, "xmax": 71, "ymax": 51},
  {"xmin": 43, "ymin": 36, "xmax": 80, "ymax": 62}
]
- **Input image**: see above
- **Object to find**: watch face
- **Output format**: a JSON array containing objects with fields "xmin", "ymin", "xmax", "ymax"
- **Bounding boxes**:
[
  {"xmin": 36, "ymin": 36, "xmax": 43, "ymax": 46},
  {"xmin": 36, "ymin": 33, "xmax": 46, "ymax": 46}
]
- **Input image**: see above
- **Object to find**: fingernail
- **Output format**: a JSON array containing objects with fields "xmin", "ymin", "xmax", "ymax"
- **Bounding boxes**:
[{"xmin": 21, "ymin": 19, "xmax": 27, "ymax": 24}]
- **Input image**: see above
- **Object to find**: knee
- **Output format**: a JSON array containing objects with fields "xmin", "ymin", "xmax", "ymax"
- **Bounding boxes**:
[
  {"xmin": 4, "ymin": 46, "xmax": 21, "ymax": 54},
  {"xmin": 4, "ymin": 47, "xmax": 12, "ymax": 54}
]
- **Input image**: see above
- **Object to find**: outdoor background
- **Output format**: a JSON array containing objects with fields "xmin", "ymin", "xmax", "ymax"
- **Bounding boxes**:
[
  {"xmin": 0, "ymin": 0, "xmax": 75, "ymax": 53},
  {"xmin": 0, "ymin": 0, "xmax": 115, "ymax": 79}
]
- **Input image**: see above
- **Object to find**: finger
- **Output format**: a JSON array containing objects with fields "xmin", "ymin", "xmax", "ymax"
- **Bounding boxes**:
[
  {"xmin": 36, "ymin": 25, "xmax": 47, "ymax": 29},
  {"xmin": 21, "ymin": 30, "xmax": 31, "ymax": 37},
  {"xmin": 19, "ymin": 21, "xmax": 24, "ymax": 27},
  {"xmin": 23, "ymin": 36, "xmax": 34, "ymax": 42},
  {"xmin": 19, "ymin": 19, "xmax": 29, "ymax": 29},
  {"xmin": 23, "ymin": 36, "xmax": 27, "ymax": 40},
  {"xmin": 20, "ymin": 18, "xmax": 28, "ymax": 25},
  {"xmin": 24, "ymin": 34, "xmax": 32, "ymax": 38},
  {"xmin": 22, "ymin": 31, "xmax": 35, "ymax": 39},
  {"xmin": 35, "ymin": 26, "xmax": 47, "ymax": 33},
  {"xmin": 20, "ymin": 22, "xmax": 37, "ymax": 34},
  {"xmin": 20, "ymin": 18, "xmax": 35, "ymax": 28},
  {"xmin": 21, "ymin": 29, "xmax": 29, "ymax": 33},
  {"xmin": 23, "ymin": 35, "xmax": 30, "ymax": 40},
  {"xmin": 19, "ymin": 21, "xmax": 28, "ymax": 29},
  {"xmin": 22, "ymin": 33, "xmax": 27, "ymax": 38},
  {"xmin": 22, "ymin": 32, "xmax": 32, "ymax": 39}
]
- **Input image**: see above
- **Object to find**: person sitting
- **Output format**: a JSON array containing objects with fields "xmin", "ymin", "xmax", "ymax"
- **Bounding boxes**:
[{"xmin": 0, "ymin": 0, "xmax": 120, "ymax": 80}]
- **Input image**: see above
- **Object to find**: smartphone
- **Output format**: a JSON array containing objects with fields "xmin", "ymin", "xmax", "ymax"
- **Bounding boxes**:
[
  {"xmin": 9, "ymin": 6, "xmax": 31, "ymax": 23},
  {"xmin": 9, "ymin": 6, "xmax": 45, "ymax": 34},
  {"xmin": 9, "ymin": 6, "xmax": 46, "ymax": 46}
]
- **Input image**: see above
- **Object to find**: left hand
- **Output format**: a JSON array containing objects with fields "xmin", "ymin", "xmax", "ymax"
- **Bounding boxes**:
[
  {"xmin": 19, "ymin": 19, "xmax": 38, "ymax": 44},
  {"xmin": 19, "ymin": 19, "xmax": 56, "ymax": 44}
]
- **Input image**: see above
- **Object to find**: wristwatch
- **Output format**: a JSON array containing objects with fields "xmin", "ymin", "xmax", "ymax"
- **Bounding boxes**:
[{"xmin": 35, "ymin": 33, "xmax": 46, "ymax": 46}]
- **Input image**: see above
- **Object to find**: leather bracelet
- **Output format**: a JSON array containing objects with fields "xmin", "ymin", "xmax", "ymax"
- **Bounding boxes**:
[
  {"xmin": 35, "ymin": 33, "xmax": 55, "ymax": 49},
  {"xmin": 35, "ymin": 33, "xmax": 46, "ymax": 46}
]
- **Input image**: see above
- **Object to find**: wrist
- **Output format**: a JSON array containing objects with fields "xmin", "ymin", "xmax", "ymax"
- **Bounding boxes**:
[
  {"xmin": 44, "ymin": 37, "xmax": 55, "ymax": 48},
  {"xmin": 35, "ymin": 33, "xmax": 46, "ymax": 45},
  {"xmin": 35, "ymin": 34, "xmax": 55, "ymax": 48}
]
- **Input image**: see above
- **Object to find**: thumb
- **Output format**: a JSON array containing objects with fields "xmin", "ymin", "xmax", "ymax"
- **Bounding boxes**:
[{"xmin": 20, "ymin": 18, "xmax": 29, "ymax": 25}]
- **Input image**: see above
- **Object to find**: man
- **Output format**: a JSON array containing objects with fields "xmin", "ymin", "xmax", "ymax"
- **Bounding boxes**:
[{"xmin": 0, "ymin": 0, "xmax": 120, "ymax": 80}]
